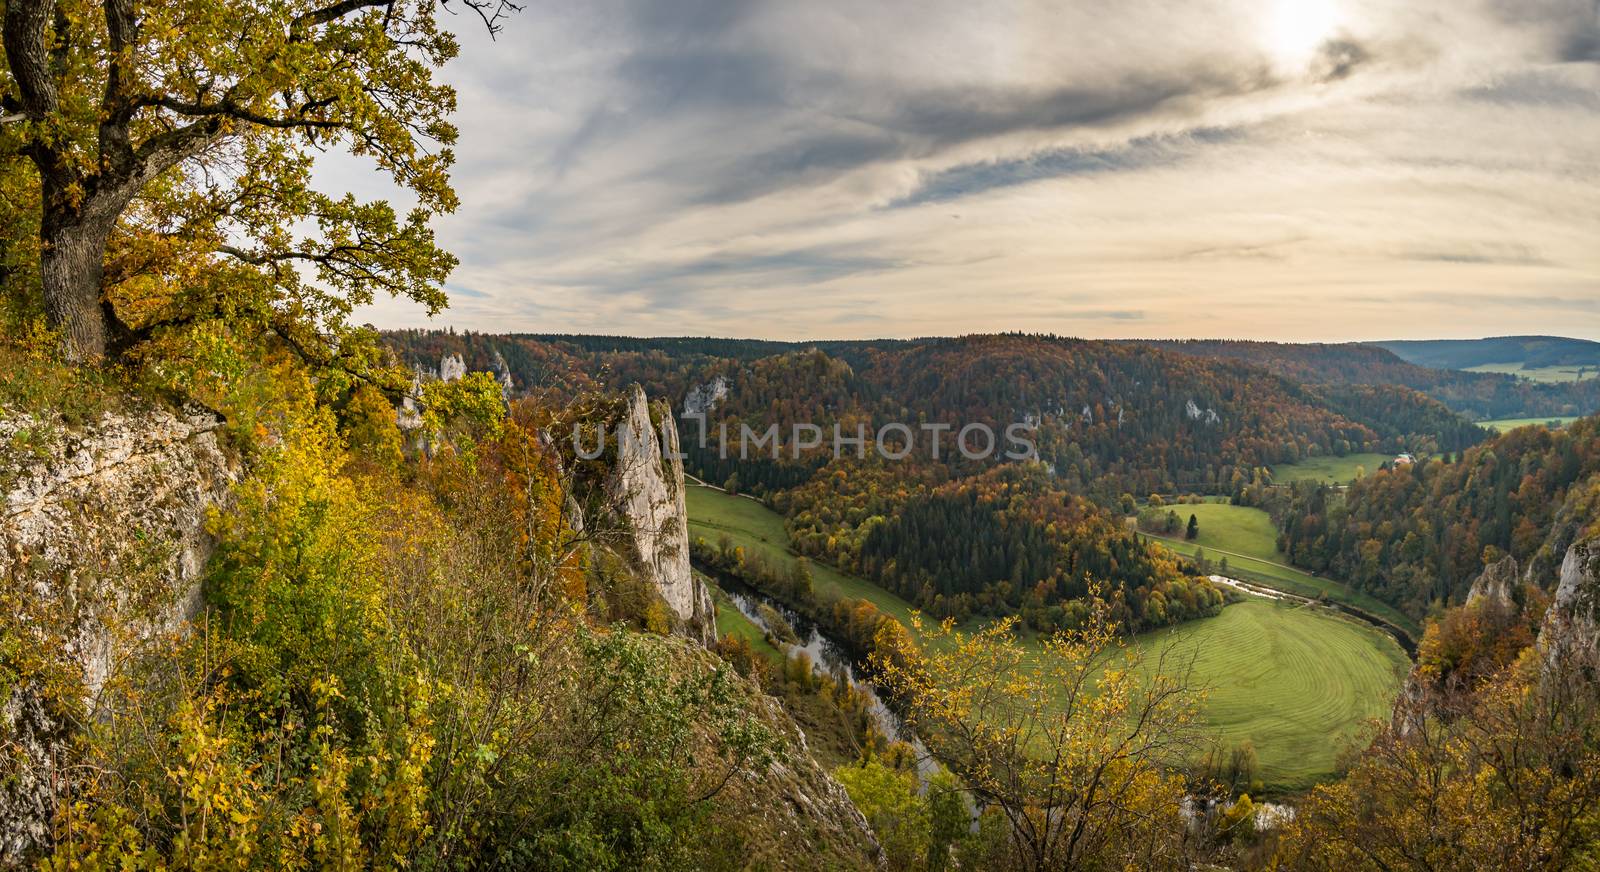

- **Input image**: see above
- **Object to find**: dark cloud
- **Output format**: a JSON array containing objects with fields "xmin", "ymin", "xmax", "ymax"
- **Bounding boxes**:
[
  {"xmin": 892, "ymin": 128, "xmax": 1241, "ymax": 208},
  {"xmin": 1401, "ymin": 243, "xmax": 1555, "ymax": 267},
  {"xmin": 544, "ymin": 245, "xmax": 901, "ymax": 309},
  {"xmin": 1313, "ymin": 37, "xmax": 1370, "ymax": 82},
  {"xmin": 1482, "ymin": 0, "xmax": 1600, "ymax": 62},
  {"xmin": 1561, "ymin": 29, "xmax": 1600, "ymax": 62},
  {"xmin": 674, "ymin": 64, "xmax": 1277, "ymax": 206},
  {"xmin": 877, "ymin": 71, "xmax": 1268, "ymax": 144},
  {"xmin": 687, "ymin": 130, "xmax": 902, "ymax": 205}
]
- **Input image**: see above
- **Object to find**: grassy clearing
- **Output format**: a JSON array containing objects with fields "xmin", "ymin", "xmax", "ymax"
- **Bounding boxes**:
[
  {"xmin": 686, "ymin": 485, "xmax": 919, "ymax": 629},
  {"xmin": 688, "ymin": 484, "xmax": 1408, "ymax": 792},
  {"xmin": 1140, "ymin": 501, "xmax": 1418, "ymax": 635},
  {"xmin": 1158, "ymin": 501, "xmax": 1282, "ymax": 560},
  {"xmin": 1480, "ymin": 416, "xmax": 1581, "ymax": 433},
  {"xmin": 1465, "ymin": 363, "xmax": 1597, "ymax": 384},
  {"xmin": 1271, "ymin": 452, "xmax": 1391, "ymax": 485},
  {"xmin": 1126, "ymin": 599, "xmax": 1410, "ymax": 792},
  {"xmin": 707, "ymin": 576, "xmax": 785, "ymax": 664}
]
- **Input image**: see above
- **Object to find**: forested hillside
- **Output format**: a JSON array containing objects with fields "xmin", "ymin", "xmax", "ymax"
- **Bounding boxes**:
[
  {"xmin": 1276, "ymin": 415, "xmax": 1600, "ymax": 618},
  {"xmin": 382, "ymin": 329, "xmax": 1496, "ymax": 638},
  {"xmin": 1375, "ymin": 336, "xmax": 1600, "ymax": 370},
  {"xmin": 1139, "ymin": 339, "xmax": 1600, "ymax": 421},
  {"xmin": 385, "ymin": 331, "xmax": 1458, "ymax": 497}
]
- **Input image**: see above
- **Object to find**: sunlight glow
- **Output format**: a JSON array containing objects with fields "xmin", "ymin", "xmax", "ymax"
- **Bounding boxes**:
[{"xmin": 1266, "ymin": 0, "xmax": 1341, "ymax": 71}]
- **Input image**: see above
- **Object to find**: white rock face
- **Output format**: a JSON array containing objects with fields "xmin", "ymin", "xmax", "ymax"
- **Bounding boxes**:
[
  {"xmin": 1185, "ymin": 399, "xmax": 1220, "ymax": 425},
  {"xmin": 607, "ymin": 385, "xmax": 715, "ymax": 645},
  {"xmin": 1541, "ymin": 538, "xmax": 1600, "ymax": 672},
  {"xmin": 683, "ymin": 374, "xmax": 729, "ymax": 417},
  {"xmin": 490, "ymin": 349, "xmax": 515, "ymax": 398},
  {"xmin": 0, "ymin": 405, "xmax": 239, "ymax": 865},
  {"xmin": 439, "ymin": 352, "xmax": 466, "ymax": 383}
]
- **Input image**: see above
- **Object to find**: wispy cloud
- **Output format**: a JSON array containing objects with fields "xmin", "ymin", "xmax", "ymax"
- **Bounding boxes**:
[{"xmin": 350, "ymin": 0, "xmax": 1600, "ymax": 341}]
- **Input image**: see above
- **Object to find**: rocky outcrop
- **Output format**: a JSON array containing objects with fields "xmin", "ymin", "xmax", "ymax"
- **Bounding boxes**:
[
  {"xmin": 1466, "ymin": 553, "xmax": 1520, "ymax": 611},
  {"xmin": 683, "ymin": 375, "xmax": 729, "ymax": 417},
  {"xmin": 652, "ymin": 638, "xmax": 879, "ymax": 870},
  {"xmin": 0, "ymin": 404, "xmax": 239, "ymax": 865},
  {"xmin": 490, "ymin": 349, "xmax": 515, "ymax": 399},
  {"xmin": 606, "ymin": 385, "xmax": 716, "ymax": 645},
  {"xmin": 1540, "ymin": 537, "xmax": 1600, "ymax": 676},
  {"xmin": 736, "ymin": 678, "xmax": 882, "ymax": 870},
  {"xmin": 1185, "ymin": 399, "xmax": 1220, "ymax": 425},
  {"xmin": 439, "ymin": 352, "xmax": 466, "ymax": 383}
]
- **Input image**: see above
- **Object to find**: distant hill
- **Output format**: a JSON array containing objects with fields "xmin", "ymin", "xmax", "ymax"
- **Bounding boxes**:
[
  {"xmin": 1374, "ymin": 336, "xmax": 1600, "ymax": 371},
  {"xmin": 385, "ymin": 330, "xmax": 1489, "ymax": 493},
  {"xmin": 1135, "ymin": 339, "xmax": 1600, "ymax": 421}
]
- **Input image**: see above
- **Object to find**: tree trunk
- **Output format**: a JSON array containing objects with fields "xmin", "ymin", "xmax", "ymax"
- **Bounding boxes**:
[{"xmin": 40, "ymin": 215, "xmax": 112, "ymax": 363}]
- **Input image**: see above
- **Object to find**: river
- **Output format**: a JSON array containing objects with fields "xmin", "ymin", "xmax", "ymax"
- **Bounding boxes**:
[{"xmin": 706, "ymin": 572, "xmax": 939, "ymax": 779}]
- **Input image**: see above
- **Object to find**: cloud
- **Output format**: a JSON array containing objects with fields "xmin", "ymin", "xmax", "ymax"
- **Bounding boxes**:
[{"xmin": 347, "ymin": 0, "xmax": 1600, "ymax": 342}]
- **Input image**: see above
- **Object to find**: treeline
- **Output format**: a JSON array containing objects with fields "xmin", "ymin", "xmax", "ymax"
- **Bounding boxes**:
[
  {"xmin": 851, "ymin": 334, "xmax": 1389, "ymax": 498},
  {"xmin": 384, "ymin": 330, "xmax": 1445, "ymax": 501},
  {"xmin": 1311, "ymin": 383, "xmax": 1487, "ymax": 452},
  {"xmin": 1276, "ymin": 415, "xmax": 1600, "ymax": 617}
]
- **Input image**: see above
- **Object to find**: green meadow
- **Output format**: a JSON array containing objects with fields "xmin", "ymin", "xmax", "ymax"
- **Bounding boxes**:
[
  {"xmin": 687, "ymin": 485, "xmax": 919, "ymax": 628},
  {"xmin": 1480, "ymin": 416, "xmax": 1581, "ymax": 433},
  {"xmin": 1125, "ymin": 598, "xmax": 1409, "ymax": 791},
  {"xmin": 1271, "ymin": 452, "xmax": 1391, "ymax": 485},
  {"xmin": 1465, "ymin": 363, "xmax": 1597, "ymax": 384},
  {"xmin": 688, "ymin": 484, "xmax": 1408, "ymax": 792},
  {"xmin": 1141, "ymin": 500, "xmax": 1419, "ymax": 636},
  {"xmin": 707, "ymin": 574, "xmax": 786, "ymax": 664}
]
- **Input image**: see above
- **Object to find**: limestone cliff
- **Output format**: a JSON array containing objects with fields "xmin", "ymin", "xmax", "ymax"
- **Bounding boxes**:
[
  {"xmin": 605, "ymin": 385, "xmax": 716, "ymax": 645},
  {"xmin": 0, "ymin": 404, "xmax": 239, "ymax": 865},
  {"xmin": 1540, "ymin": 537, "xmax": 1600, "ymax": 676}
]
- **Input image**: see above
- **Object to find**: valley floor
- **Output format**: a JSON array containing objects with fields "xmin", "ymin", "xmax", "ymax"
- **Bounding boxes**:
[{"xmin": 688, "ymin": 484, "xmax": 1410, "ymax": 794}]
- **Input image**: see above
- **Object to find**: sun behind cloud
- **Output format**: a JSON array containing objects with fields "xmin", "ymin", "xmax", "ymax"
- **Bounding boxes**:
[{"xmin": 1265, "ymin": 0, "xmax": 1343, "ymax": 72}]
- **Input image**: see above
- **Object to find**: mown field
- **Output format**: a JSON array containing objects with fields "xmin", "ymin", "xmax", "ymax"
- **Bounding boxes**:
[
  {"xmin": 1480, "ymin": 415, "xmax": 1581, "ymax": 433},
  {"xmin": 1140, "ymin": 501, "xmax": 1419, "ymax": 635},
  {"xmin": 1270, "ymin": 452, "xmax": 1390, "ymax": 485},
  {"xmin": 1126, "ymin": 599, "xmax": 1409, "ymax": 791},
  {"xmin": 1464, "ymin": 363, "xmax": 1597, "ymax": 384},
  {"xmin": 688, "ymin": 484, "xmax": 1409, "ymax": 792}
]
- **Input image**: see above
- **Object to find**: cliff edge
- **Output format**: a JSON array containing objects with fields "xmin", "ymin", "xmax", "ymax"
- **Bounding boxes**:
[{"xmin": 0, "ymin": 404, "xmax": 238, "ymax": 865}]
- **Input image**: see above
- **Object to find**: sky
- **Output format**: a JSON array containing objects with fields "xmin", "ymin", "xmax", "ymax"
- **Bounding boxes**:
[{"xmin": 346, "ymin": 0, "xmax": 1600, "ymax": 342}]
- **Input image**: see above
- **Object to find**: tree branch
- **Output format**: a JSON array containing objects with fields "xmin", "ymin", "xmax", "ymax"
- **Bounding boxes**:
[
  {"xmin": 98, "ymin": 0, "xmax": 139, "ymax": 177},
  {"xmin": 141, "ymin": 95, "xmax": 347, "ymax": 130},
  {"xmin": 290, "ymin": 0, "xmax": 392, "ymax": 37},
  {"xmin": 2, "ymin": 0, "xmax": 59, "ymax": 120}
]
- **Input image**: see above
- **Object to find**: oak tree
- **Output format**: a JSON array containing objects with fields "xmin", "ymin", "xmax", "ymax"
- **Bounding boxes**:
[{"xmin": 1, "ymin": 0, "xmax": 517, "ymax": 362}]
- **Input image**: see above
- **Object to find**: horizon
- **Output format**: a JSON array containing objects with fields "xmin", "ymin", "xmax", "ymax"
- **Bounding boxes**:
[{"xmin": 378, "ymin": 327, "xmax": 1600, "ymax": 345}]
